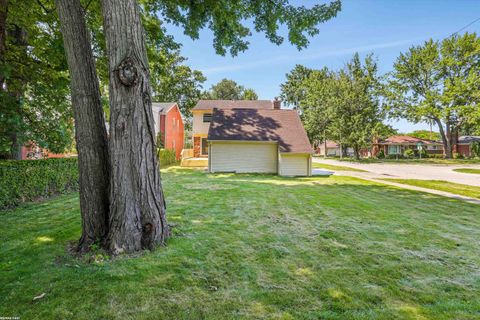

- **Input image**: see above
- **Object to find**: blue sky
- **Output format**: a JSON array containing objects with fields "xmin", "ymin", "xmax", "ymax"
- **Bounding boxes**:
[{"xmin": 165, "ymin": 0, "xmax": 480, "ymax": 132}]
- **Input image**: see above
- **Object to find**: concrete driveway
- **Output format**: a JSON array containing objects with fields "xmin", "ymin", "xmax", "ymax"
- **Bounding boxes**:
[{"xmin": 313, "ymin": 158, "xmax": 480, "ymax": 187}]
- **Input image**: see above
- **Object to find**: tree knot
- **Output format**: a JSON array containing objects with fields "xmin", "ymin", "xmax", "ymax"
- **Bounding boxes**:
[{"xmin": 116, "ymin": 57, "xmax": 138, "ymax": 87}]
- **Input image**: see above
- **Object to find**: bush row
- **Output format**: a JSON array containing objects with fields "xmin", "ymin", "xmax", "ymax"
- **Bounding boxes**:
[
  {"xmin": 0, "ymin": 158, "xmax": 79, "ymax": 209},
  {"xmin": 157, "ymin": 148, "xmax": 177, "ymax": 166}
]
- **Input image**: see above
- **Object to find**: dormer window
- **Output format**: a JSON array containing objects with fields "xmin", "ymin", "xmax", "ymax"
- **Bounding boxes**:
[{"xmin": 203, "ymin": 113, "xmax": 212, "ymax": 123}]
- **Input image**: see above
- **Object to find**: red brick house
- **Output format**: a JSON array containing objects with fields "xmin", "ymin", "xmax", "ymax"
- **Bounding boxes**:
[
  {"xmin": 454, "ymin": 136, "xmax": 480, "ymax": 157},
  {"xmin": 152, "ymin": 102, "xmax": 184, "ymax": 160},
  {"xmin": 373, "ymin": 135, "xmax": 443, "ymax": 157}
]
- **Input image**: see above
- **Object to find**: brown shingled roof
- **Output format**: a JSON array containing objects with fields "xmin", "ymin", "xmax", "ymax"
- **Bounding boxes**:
[
  {"xmin": 208, "ymin": 108, "xmax": 313, "ymax": 154},
  {"xmin": 379, "ymin": 135, "xmax": 441, "ymax": 145},
  {"xmin": 193, "ymin": 99, "xmax": 274, "ymax": 110}
]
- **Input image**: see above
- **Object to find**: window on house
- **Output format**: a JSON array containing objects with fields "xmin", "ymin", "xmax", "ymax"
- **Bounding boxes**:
[
  {"xmin": 388, "ymin": 145, "xmax": 400, "ymax": 154},
  {"xmin": 203, "ymin": 113, "xmax": 212, "ymax": 123},
  {"xmin": 201, "ymin": 138, "xmax": 208, "ymax": 155}
]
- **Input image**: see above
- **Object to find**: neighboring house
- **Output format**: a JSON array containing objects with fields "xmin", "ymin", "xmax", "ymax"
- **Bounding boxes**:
[
  {"xmin": 454, "ymin": 136, "xmax": 480, "ymax": 157},
  {"xmin": 152, "ymin": 102, "xmax": 184, "ymax": 160},
  {"xmin": 187, "ymin": 99, "xmax": 312, "ymax": 176},
  {"xmin": 19, "ymin": 142, "xmax": 75, "ymax": 160},
  {"xmin": 373, "ymin": 135, "xmax": 444, "ymax": 157},
  {"xmin": 317, "ymin": 140, "xmax": 354, "ymax": 157}
]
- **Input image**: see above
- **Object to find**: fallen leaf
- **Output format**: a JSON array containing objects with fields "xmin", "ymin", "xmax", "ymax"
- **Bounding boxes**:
[{"xmin": 33, "ymin": 293, "xmax": 46, "ymax": 301}]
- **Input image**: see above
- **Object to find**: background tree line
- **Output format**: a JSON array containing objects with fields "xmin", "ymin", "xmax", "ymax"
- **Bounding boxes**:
[
  {"xmin": 281, "ymin": 32, "xmax": 480, "ymax": 159},
  {"xmin": 281, "ymin": 54, "xmax": 394, "ymax": 160}
]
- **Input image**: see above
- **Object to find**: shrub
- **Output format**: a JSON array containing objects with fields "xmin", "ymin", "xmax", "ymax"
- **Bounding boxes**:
[
  {"xmin": 376, "ymin": 150, "xmax": 385, "ymax": 159},
  {"xmin": 419, "ymin": 148, "xmax": 428, "ymax": 158},
  {"xmin": 453, "ymin": 152, "xmax": 464, "ymax": 159},
  {"xmin": 0, "ymin": 158, "xmax": 79, "ymax": 209},
  {"xmin": 157, "ymin": 148, "xmax": 177, "ymax": 166},
  {"xmin": 430, "ymin": 154, "xmax": 444, "ymax": 159},
  {"xmin": 471, "ymin": 141, "xmax": 480, "ymax": 158},
  {"xmin": 403, "ymin": 149, "xmax": 415, "ymax": 158}
]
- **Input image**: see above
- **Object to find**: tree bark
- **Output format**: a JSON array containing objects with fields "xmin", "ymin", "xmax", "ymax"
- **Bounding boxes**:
[
  {"xmin": 435, "ymin": 118, "xmax": 452, "ymax": 159},
  {"xmin": 101, "ymin": 0, "xmax": 168, "ymax": 254},
  {"xmin": 0, "ymin": 0, "xmax": 7, "ymax": 85},
  {"xmin": 55, "ymin": 0, "xmax": 110, "ymax": 253},
  {"xmin": 8, "ymin": 25, "xmax": 26, "ymax": 160},
  {"xmin": 353, "ymin": 145, "xmax": 360, "ymax": 160}
]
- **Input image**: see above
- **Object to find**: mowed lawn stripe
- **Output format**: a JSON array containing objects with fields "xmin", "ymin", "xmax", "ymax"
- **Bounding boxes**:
[
  {"xmin": 1, "ymin": 167, "xmax": 479, "ymax": 319},
  {"xmin": 382, "ymin": 179, "xmax": 480, "ymax": 200}
]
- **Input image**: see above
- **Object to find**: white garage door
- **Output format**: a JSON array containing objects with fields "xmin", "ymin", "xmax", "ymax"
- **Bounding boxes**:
[
  {"xmin": 210, "ymin": 142, "xmax": 277, "ymax": 173},
  {"xmin": 279, "ymin": 154, "xmax": 310, "ymax": 176}
]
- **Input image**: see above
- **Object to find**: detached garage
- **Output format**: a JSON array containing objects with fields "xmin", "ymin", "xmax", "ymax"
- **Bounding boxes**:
[{"xmin": 207, "ymin": 108, "xmax": 312, "ymax": 176}]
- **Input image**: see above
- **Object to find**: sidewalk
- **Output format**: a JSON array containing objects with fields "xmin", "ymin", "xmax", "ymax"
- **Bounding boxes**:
[{"xmin": 317, "ymin": 168, "xmax": 480, "ymax": 205}]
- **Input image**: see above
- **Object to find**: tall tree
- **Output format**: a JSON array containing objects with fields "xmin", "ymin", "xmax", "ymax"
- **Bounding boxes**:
[
  {"xmin": 293, "ymin": 54, "xmax": 386, "ymax": 159},
  {"xmin": 280, "ymin": 64, "xmax": 313, "ymax": 108},
  {"xmin": 243, "ymin": 88, "xmax": 258, "ymax": 100},
  {"xmin": 297, "ymin": 68, "xmax": 331, "ymax": 144},
  {"xmin": 55, "ymin": 0, "xmax": 110, "ymax": 253},
  {"xmin": 55, "ymin": 0, "xmax": 341, "ymax": 254},
  {"xmin": 384, "ymin": 33, "xmax": 480, "ymax": 158},
  {"xmin": 101, "ymin": 0, "xmax": 168, "ymax": 253},
  {"xmin": 407, "ymin": 130, "xmax": 440, "ymax": 141},
  {"xmin": 150, "ymin": 49, "xmax": 206, "ymax": 123},
  {"xmin": 203, "ymin": 78, "xmax": 258, "ymax": 100}
]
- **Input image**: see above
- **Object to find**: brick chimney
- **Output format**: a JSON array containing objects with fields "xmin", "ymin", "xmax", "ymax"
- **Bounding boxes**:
[{"xmin": 273, "ymin": 97, "xmax": 281, "ymax": 110}]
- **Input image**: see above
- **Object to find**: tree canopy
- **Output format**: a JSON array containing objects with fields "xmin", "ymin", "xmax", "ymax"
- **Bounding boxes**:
[
  {"xmin": 406, "ymin": 130, "xmax": 441, "ymax": 141},
  {"xmin": 203, "ymin": 78, "xmax": 259, "ymax": 100},
  {"xmin": 281, "ymin": 53, "xmax": 392, "ymax": 158},
  {"xmin": 384, "ymin": 33, "xmax": 480, "ymax": 157},
  {"xmin": 0, "ymin": 0, "xmax": 208, "ymax": 157},
  {"xmin": 143, "ymin": 0, "xmax": 342, "ymax": 56},
  {"xmin": 280, "ymin": 64, "xmax": 313, "ymax": 107},
  {"xmin": 0, "ymin": 0, "xmax": 72, "ymax": 157}
]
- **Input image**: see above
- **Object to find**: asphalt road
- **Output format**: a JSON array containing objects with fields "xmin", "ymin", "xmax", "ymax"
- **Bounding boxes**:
[{"xmin": 313, "ymin": 158, "xmax": 480, "ymax": 187}]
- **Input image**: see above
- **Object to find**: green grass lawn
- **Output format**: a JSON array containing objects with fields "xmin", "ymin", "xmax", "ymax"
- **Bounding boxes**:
[
  {"xmin": 453, "ymin": 168, "xmax": 480, "ymax": 174},
  {"xmin": 312, "ymin": 162, "xmax": 367, "ymax": 172},
  {"xmin": 383, "ymin": 179, "xmax": 480, "ymax": 199},
  {"xmin": 2, "ymin": 167, "xmax": 480, "ymax": 319}
]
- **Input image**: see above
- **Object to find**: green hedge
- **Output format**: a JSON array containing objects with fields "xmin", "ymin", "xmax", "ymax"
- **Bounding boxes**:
[
  {"xmin": 0, "ymin": 158, "xmax": 79, "ymax": 209},
  {"xmin": 157, "ymin": 148, "xmax": 177, "ymax": 166}
]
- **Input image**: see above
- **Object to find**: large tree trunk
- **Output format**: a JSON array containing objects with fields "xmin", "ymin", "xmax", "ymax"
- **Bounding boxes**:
[
  {"xmin": 353, "ymin": 145, "xmax": 360, "ymax": 160},
  {"xmin": 101, "ymin": 0, "xmax": 168, "ymax": 254},
  {"xmin": 55, "ymin": 0, "xmax": 110, "ymax": 253},
  {"xmin": 0, "ymin": 0, "xmax": 7, "ymax": 85},
  {"xmin": 435, "ymin": 118, "xmax": 452, "ymax": 159},
  {"xmin": 8, "ymin": 25, "xmax": 26, "ymax": 160}
]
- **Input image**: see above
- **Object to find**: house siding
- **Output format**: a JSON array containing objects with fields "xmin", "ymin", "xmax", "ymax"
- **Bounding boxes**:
[
  {"xmin": 163, "ymin": 105, "xmax": 184, "ymax": 160},
  {"xmin": 209, "ymin": 141, "xmax": 277, "ymax": 173},
  {"xmin": 457, "ymin": 144, "xmax": 470, "ymax": 157},
  {"xmin": 192, "ymin": 110, "xmax": 212, "ymax": 135},
  {"xmin": 279, "ymin": 153, "xmax": 311, "ymax": 176}
]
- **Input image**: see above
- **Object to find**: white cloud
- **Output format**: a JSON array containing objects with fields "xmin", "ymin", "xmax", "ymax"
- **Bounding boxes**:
[{"xmin": 200, "ymin": 38, "xmax": 421, "ymax": 75}]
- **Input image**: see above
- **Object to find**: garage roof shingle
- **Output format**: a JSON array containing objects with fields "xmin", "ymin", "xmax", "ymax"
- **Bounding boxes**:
[{"xmin": 208, "ymin": 108, "xmax": 312, "ymax": 154}]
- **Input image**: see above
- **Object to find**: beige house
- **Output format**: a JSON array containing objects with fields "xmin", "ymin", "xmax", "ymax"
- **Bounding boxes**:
[
  {"xmin": 184, "ymin": 99, "xmax": 312, "ymax": 176},
  {"xmin": 317, "ymin": 140, "xmax": 354, "ymax": 157}
]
